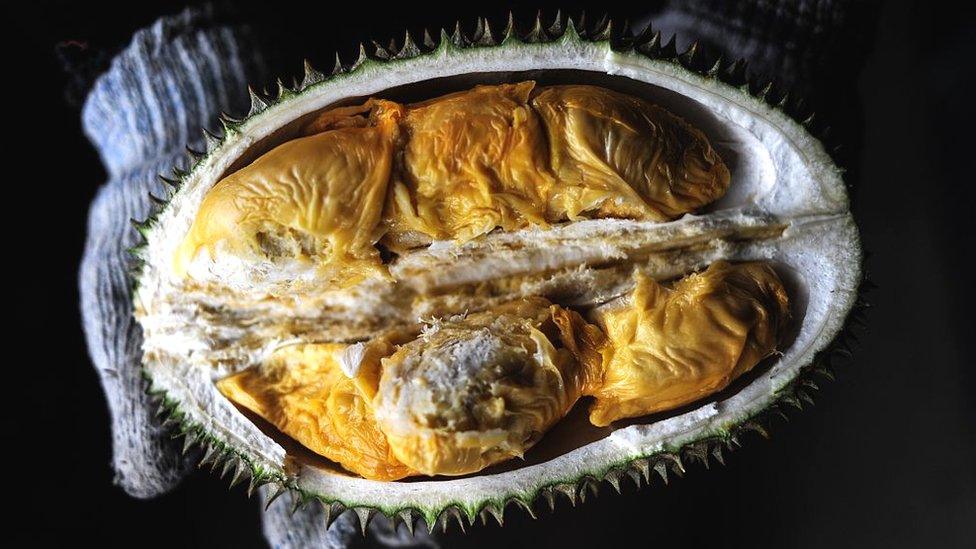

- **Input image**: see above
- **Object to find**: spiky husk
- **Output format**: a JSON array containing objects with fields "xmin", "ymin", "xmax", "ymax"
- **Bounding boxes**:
[{"xmin": 134, "ymin": 12, "xmax": 865, "ymax": 534}]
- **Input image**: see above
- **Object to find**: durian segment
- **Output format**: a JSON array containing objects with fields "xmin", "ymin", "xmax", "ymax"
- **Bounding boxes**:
[
  {"xmin": 175, "ymin": 82, "xmax": 729, "ymax": 292},
  {"xmin": 365, "ymin": 298, "xmax": 601, "ymax": 476},
  {"xmin": 175, "ymin": 102, "xmax": 402, "ymax": 289},
  {"xmin": 586, "ymin": 261, "xmax": 789, "ymax": 426},
  {"xmin": 385, "ymin": 82, "xmax": 731, "ymax": 246},
  {"xmin": 385, "ymin": 82, "xmax": 556, "ymax": 245},
  {"xmin": 215, "ymin": 343, "xmax": 414, "ymax": 481},
  {"xmin": 531, "ymin": 85, "xmax": 730, "ymax": 220}
]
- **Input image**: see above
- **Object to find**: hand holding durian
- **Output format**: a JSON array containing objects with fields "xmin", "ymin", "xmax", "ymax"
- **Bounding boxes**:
[{"xmin": 174, "ymin": 82, "xmax": 790, "ymax": 480}]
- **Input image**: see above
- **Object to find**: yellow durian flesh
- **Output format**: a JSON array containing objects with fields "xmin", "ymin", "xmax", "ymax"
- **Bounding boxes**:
[
  {"xmin": 586, "ymin": 261, "xmax": 790, "ymax": 427},
  {"xmin": 215, "ymin": 343, "xmax": 414, "ymax": 481},
  {"xmin": 175, "ymin": 102, "xmax": 403, "ymax": 288},
  {"xmin": 175, "ymin": 81, "xmax": 731, "ymax": 279},
  {"xmin": 364, "ymin": 298, "xmax": 600, "ymax": 476},
  {"xmin": 385, "ymin": 82, "xmax": 731, "ymax": 245},
  {"xmin": 531, "ymin": 85, "xmax": 731, "ymax": 221},
  {"xmin": 385, "ymin": 82, "xmax": 556, "ymax": 244}
]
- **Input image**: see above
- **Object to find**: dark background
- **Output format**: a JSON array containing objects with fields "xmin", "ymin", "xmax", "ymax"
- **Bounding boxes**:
[{"xmin": 10, "ymin": 0, "xmax": 974, "ymax": 546}]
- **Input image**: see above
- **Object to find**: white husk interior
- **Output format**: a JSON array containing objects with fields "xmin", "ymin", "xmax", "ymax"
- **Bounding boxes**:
[{"xmin": 135, "ymin": 38, "xmax": 860, "ymax": 514}]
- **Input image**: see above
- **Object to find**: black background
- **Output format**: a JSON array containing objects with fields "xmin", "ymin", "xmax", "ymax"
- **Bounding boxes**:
[{"xmin": 10, "ymin": 0, "xmax": 975, "ymax": 547}]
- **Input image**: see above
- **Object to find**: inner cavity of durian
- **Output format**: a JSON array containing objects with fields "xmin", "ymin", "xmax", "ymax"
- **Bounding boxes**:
[{"xmin": 171, "ymin": 75, "xmax": 793, "ymax": 479}]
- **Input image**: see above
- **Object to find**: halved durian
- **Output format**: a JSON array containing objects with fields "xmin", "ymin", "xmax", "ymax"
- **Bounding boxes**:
[{"xmin": 133, "ymin": 18, "xmax": 862, "ymax": 531}]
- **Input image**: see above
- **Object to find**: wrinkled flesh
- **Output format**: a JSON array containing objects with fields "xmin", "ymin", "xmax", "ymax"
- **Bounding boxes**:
[
  {"xmin": 587, "ymin": 261, "xmax": 790, "ymax": 426},
  {"xmin": 177, "ymin": 82, "xmax": 729, "ymax": 283},
  {"xmin": 365, "ymin": 299, "xmax": 600, "ymax": 476},
  {"xmin": 532, "ymin": 85, "xmax": 730, "ymax": 220},
  {"xmin": 198, "ymin": 82, "xmax": 789, "ymax": 480},
  {"xmin": 176, "ymin": 104, "xmax": 402, "ymax": 286},
  {"xmin": 386, "ymin": 82, "xmax": 556, "ymax": 243},
  {"xmin": 215, "ymin": 344, "xmax": 413, "ymax": 481}
]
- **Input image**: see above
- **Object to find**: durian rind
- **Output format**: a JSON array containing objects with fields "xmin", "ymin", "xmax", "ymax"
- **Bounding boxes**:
[{"xmin": 134, "ymin": 14, "xmax": 863, "ymax": 532}]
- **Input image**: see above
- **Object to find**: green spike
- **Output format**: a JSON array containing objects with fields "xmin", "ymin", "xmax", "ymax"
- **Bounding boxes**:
[
  {"xmin": 678, "ymin": 40, "xmax": 701, "ymax": 69},
  {"xmin": 626, "ymin": 467, "xmax": 643, "ymax": 487},
  {"xmin": 202, "ymin": 128, "xmax": 222, "ymax": 151},
  {"xmin": 331, "ymin": 52, "xmax": 344, "ymax": 76},
  {"xmin": 319, "ymin": 501, "xmax": 337, "ymax": 529},
  {"xmin": 590, "ymin": 16, "xmax": 611, "ymax": 41},
  {"xmin": 218, "ymin": 114, "xmax": 239, "ymax": 135},
  {"xmin": 397, "ymin": 30, "xmax": 421, "ymax": 59},
  {"xmin": 556, "ymin": 483, "xmax": 577, "ymax": 506},
  {"xmin": 724, "ymin": 59, "xmax": 749, "ymax": 86},
  {"xmin": 437, "ymin": 28, "xmax": 453, "ymax": 52},
  {"xmin": 185, "ymin": 144, "xmax": 203, "ymax": 160},
  {"xmin": 371, "ymin": 41, "xmax": 390, "ymax": 60},
  {"xmin": 450, "ymin": 21, "xmax": 468, "ymax": 48},
  {"xmin": 247, "ymin": 86, "xmax": 269, "ymax": 116},
  {"xmin": 353, "ymin": 507, "xmax": 374, "ymax": 536},
  {"xmin": 229, "ymin": 460, "xmax": 249, "ymax": 488},
  {"xmin": 582, "ymin": 12, "xmax": 607, "ymax": 40},
  {"xmin": 275, "ymin": 78, "xmax": 292, "ymax": 100},
  {"xmin": 148, "ymin": 193, "xmax": 167, "ymax": 207},
  {"xmin": 578, "ymin": 479, "xmax": 598, "ymax": 503},
  {"xmin": 158, "ymin": 175, "xmax": 180, "ymax": 189},
  {"xmin": 711, "ymin": 444, "xmax": 726, "ymax": 465},
  {"xmin": 199, "ymin": 445, "xmax": 218, "ymax": 467},
  {"xmin": 264, "ymin": 485, "xmax": 288, "ymax": 510},
  {"xmin": 706, "ymin": 54, "xmax": 725, "ymax": 77},
  {"xmin": 473, "ymin": 17, "xmax": 494, "ymax": 47},
  {"xmin": 633, "ymin": 21, "xmax": 655, "ymax": 46},
  {"xmin": 220, "ymin": 457, "xmax": 236, "ymax": 478},
  {"xmin": 438, "ymin": 507, "xmax": 464, "ymax": 533},
  {"xmin": 298, "ymin": 60, "xmax": 323, "ymax": 90},
  {"xmin": 501, "ymin": 12, "xmax": 516, "ymax": 43},
  {"xmin": 181, "ymin": 433, "xmax": 197, "ymax": 455},
  {"xmin": 632, "ymin": 458, "xmax": 651, "ymax": 483},
  {"xmin": 548, "ymin": 9, "xmax": 563, "ymax": 37},
  {"xmin": 562, "ymin": 17, "xmax": 581, "ymax": 42},
  {"xmin": 636, "ymin": 30, "xmax": 662, "ymax": 57},
  {"xmin": 777, "ymin": 89, "xmax": 793, "ymax": 109},
  {"xmin": 659, "ymin": 34, "xmax": 678, "ymax": 59},
  {"xmin": 422, "ymin": 29, "xmax": 436, "ymax": 50},
  {"xmin": 653, "ymin": 460, "xmax": 669, "ymax": 484},
  {"xmin": 350, "ymin": 44, "xmax": 368, "ymax": 71},
  {"xmin": 483, "ymin": 504, "xmax": 504, "ymax": 527},
  {"xmin": 541, "ymin": 488, "xmax": 556, "ymax": 511},
  {"xmin": 398, "ymin": 509, "xmax": 415, "ymax": 536},
  {"xmin": 289, "ymin": 492, "xmax": 308, "ymax": 515},
  {"xmin": 524, "ymin": 11, "xmax": 548, "ymax": 43}
]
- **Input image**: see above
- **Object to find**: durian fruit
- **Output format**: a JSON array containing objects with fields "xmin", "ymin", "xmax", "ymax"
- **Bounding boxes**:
[{"xmin": 133, "ymin": 16, "xmax": 862, "ymax": 532}]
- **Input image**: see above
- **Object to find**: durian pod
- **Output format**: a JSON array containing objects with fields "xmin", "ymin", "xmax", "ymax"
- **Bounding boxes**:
[{"xmin": 134, "ymin": 15, "xmax": 862, "ymax": 531}]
